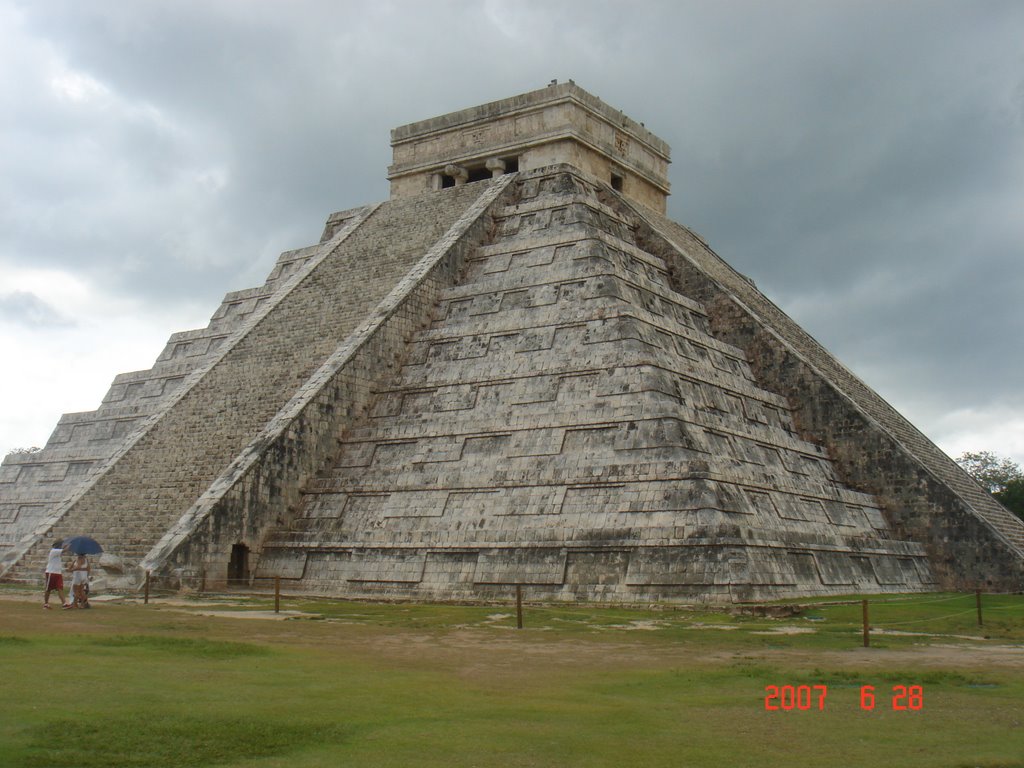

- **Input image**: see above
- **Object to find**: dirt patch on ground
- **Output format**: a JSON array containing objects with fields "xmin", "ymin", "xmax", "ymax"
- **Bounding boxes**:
[
  {"xmin": 188, "ymin": 609, "xmax": 317, "ymax": 621},
  {"xmin": 750, "ymin": 626, "xmax": 816, "ymax": 635},
  {"xmin": 4, "ymin": 589, "xmax": 1020, "ymax": 676},
  {"xmin": 226, "ymin": 616, "xmax": 1023, "ymax": 677}
]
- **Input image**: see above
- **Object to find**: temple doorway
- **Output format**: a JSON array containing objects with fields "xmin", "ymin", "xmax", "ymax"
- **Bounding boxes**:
[{"xmin": 227, "ymin": 543, "xmax": 249, "ymax": 586}]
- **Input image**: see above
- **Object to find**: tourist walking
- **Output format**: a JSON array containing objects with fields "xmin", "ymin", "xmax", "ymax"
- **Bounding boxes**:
[{"xmin": 42, "ymin": 540, "xmax": 67, "ymax": 609}]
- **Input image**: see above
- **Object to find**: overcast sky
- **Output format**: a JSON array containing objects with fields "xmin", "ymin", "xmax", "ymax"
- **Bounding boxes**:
[{"xmin": 1, "ymin": 0, "xmax": 1022, "ymax": 467}]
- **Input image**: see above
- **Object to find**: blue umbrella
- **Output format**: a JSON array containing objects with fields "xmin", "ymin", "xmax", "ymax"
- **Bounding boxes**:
[{"xmin": 64, "ymin": 536, "xmax": 103, "ymax": 555}]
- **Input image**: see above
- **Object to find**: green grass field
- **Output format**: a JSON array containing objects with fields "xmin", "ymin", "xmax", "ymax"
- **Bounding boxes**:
[{"xmin": 1, "ymin": 589, "xmax": 1022, "ymax": 767}]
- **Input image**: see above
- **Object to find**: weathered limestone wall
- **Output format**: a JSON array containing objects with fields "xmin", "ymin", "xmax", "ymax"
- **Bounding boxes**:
[
  {"xmin": 517, "ymin": 139, "xmax": 667, "ymax": 213},
  {"xmin": 632, "ymin": 206, "xmax": 1024, "ymax": 591},
  {"xmin": 145, "ymin": 176, "xmax": 515, "ymax": 588}
]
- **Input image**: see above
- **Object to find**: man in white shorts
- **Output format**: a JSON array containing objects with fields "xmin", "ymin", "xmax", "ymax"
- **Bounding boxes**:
[{"xmin": 43, "ymin": 540, "xmax": 68, "ymax": 609}]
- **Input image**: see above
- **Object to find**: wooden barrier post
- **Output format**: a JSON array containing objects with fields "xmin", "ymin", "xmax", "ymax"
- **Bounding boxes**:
[
  {"xmin": 976, "ymin": 589, "xmax": 983, "ymax": 627},
  {"xmin": 862, "ymin": 599, "xmax": 870, "ymax": 648},
  {"xmin": 516, "ymin": 584, "xmax": 523, "ymax": 629},
  {"xmin": 274, "ymin": 576, "xmax": 281, "ymax": 614},
  {"xmin": 144, "ymin": 570, "xmax": 151, "ymax": 605}
]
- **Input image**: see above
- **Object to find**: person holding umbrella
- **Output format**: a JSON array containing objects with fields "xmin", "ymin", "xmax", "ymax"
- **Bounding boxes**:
[
  {"xmin": 68, "ymin": 553, "xmax": 91, "ymax": 608},
  {"xmin": 42, "ymin": 539, "xmax": 68, "ymax": 609},
  {"xmin": 62, "ymin": 536, "xmax": 102, "ymax": 609}
]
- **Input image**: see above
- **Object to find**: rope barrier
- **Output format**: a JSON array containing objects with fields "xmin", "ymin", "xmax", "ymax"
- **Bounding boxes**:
[
  {"xmin": 980, "ymin": 604, "xmax": 1024, "ymax": 612},
  {"xmin": 798, "ymin": 593, "xmax": 991, "ymax": 611},
  {"xmin": 870, "ymin": 608, "xmax": 979, "ymax": 628},
  {"xmin": 869, "ymin": 593, "xmax": 972, "ymax": 606}
]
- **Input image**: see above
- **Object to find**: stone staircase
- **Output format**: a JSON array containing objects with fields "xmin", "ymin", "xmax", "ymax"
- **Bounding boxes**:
[
  {"xmin": 256, "ymin": 167, "xmax": 932, "ymax": 602},
  {"xmin": 0, "ymin": 222, "xmax": 340, "ymax": 565},
  {"xmin": 1, "ymin": 182, "xmax": 495, "ymax": 585}
]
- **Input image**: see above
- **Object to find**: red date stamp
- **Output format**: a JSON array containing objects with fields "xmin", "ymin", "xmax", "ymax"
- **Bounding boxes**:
[{"xmin": 764, "ymin": 684, "xmax": 923, "ymax": 711}]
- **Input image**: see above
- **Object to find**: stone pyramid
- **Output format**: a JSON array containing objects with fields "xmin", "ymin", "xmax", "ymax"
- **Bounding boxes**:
[{"xmin": 3, "ymin": 82, "xmax": 1022, "ymax": 602}]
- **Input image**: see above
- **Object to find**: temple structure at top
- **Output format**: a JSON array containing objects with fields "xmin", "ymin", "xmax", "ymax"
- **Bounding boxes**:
[{"xmin": 387, "ymin": 80, "xmax": 670, "ymax": 212}]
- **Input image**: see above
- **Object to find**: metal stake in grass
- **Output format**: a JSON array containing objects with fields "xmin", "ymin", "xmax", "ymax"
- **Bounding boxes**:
[
  {"xmin": 516, "ymin": 584, "xmax": 523, "ymax": 629},
  {"xmin": 144, "ymin": 570, "xmax": 151, "ymax": 605},
  {"xmin": 976, "ymin": 589, "xmax": 983, "ymax": 627},
  {"xmin": 862, "ymin": 598, "xmax": 870, "ymax": 648}
]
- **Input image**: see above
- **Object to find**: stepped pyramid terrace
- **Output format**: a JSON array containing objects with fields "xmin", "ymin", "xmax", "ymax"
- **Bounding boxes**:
[{"xmin": 2, "ymin": 82, "xmax": 1023, "ymax": 602}]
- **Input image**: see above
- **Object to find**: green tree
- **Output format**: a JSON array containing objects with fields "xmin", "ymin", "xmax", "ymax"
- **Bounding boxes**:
[
  {"xmin": 956, "ymin": 451, "xmax": 1024, "ymax": 521},
  {"xmin": 996, "ymin": 477, "xmax": 1024, "ymax": 521},
  {"xmin": 955, "ymin": 451, "xmax": 1023, "ymax": 493}
]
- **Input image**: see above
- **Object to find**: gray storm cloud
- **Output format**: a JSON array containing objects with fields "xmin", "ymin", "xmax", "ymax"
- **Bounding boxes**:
[{"xmin": 2, "ymin": 0, "xmax": 1022, "ymax": 460}]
